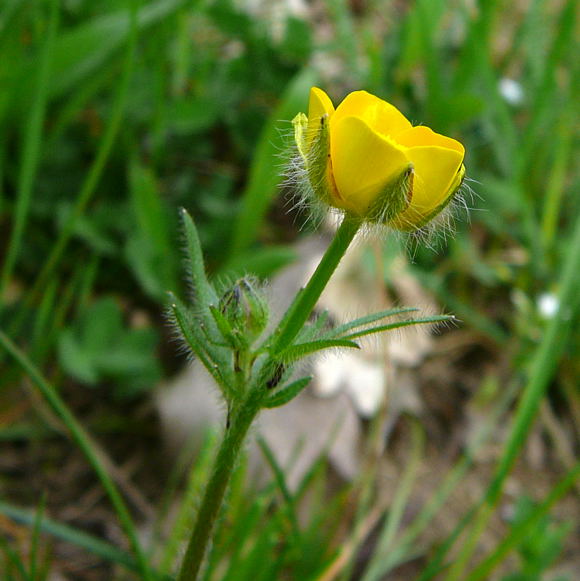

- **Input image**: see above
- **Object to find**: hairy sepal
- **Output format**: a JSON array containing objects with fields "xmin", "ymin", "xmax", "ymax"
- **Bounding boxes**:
[{"xmin": 366, "ymin": 165, "xmax": 414, "ymax": 224}]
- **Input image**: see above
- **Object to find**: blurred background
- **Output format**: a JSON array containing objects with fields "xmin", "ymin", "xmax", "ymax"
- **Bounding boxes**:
[{"xmin": 0, "ymin": 0, "xmax": 578, "ymax": 579}]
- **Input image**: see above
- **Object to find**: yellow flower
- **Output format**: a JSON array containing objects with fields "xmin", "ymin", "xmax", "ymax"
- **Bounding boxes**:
[{"xmin": 293, "ymin": 87, "xmax": 466, "ymax": 230}]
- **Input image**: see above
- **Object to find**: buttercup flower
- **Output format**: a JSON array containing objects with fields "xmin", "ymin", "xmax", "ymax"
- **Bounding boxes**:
[{"xmin": 293, "ymin": 87, "xmax": 466, "ymax": 230}]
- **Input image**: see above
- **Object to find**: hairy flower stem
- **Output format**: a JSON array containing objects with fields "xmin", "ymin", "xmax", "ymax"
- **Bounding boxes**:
[
  {"xmin": 177, "ymin": 216, "xmax": 361, "ymax": 580},
  {"xmin": 271, "ymin": 216, "xmax": 362, "ymax": 354},
  {"xmin": 176, "ymin": 391, "xmax": 261, "ymax": 581}
]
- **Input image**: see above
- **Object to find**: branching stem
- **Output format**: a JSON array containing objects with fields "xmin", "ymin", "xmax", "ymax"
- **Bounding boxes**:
[{"xmin": 176, "ymin": 215, "xmax": 362, "ymax": 579}]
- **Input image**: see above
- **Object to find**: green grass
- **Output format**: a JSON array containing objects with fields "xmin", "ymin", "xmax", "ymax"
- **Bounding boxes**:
[{"xmin": 0, "ymin": 0, "xmax": 578, "ymax": 579}]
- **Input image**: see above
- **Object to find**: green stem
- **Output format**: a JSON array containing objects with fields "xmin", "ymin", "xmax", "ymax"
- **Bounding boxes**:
[
  {"xmin": 177, "ymin": 215, "xmax": 361, "ymax": 579},
  {"xmin": 271, "ymin": 216, "xmax": 362, "ymax": 354},
  {"xmin": 176, "ymin": 392, "xmax": 262, "ymax": 581}
]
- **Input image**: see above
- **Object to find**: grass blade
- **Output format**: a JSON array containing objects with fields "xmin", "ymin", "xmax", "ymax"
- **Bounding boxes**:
[
  {"xmin": 0, "ymin": 0, "xmax": 59, "ymax": 299},
  {"xmin": 445, "ymin": 201, "xmax": 580, "ymax": 581},
  {"xmin": 228, "ymin": 66, "xmax": 317, "ymax": 257},
  {"xmin": 468, "ymin": 462, "xmax": 580, "ymax": 581},
  {"xmin": 0, "ymin": 329, "xmax": 154, "ymax": 581},
  {"xmin": 0, "ymin": 500, "xmax": 174, "ymax": 579},
  {"xmin": 361, "ymin": 420, "xmax": 424, "ymax": 581},
  {"xmin": 21, "ymin": 0, "xmax": 139, "ymax": 308}
]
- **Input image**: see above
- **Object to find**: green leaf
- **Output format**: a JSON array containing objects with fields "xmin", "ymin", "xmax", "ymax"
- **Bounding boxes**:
[
  {"xmin": 278, "ymin": 339, "xmax": 359, "ymax": 363},
  {"xmin": 29, "ymin": 494, "xmax": 46, "ymax": 579},
  {"xmin": 256, "ymin": 436, "xmax": 300, "ymax": 541},
  {"xmin": 325, "ymin": 307, "xmax": 419, "ymax": 339},
  {"xmin": 208, "ymin": 305, "xmax": 243, "ymax": 349},
  {"xmin": 166, "ymin": 97, "xmax": 220, "ymax": 135},
  {"xmin": 80, "ymin": 297, "xmax": 123, "ymax": 352},
  {"xmin": 168, "ymin": 295, "xmax": 214, "ymax": 364},
  {"xmin": 0, "ymin": 0, "xmax": 59, "ymax": 298},
  {"xmin": 279, "ymin": 16, "xmax": 312, "ymax": 61},
  {"xmin": 468, "ymin": 464, "xmax": 580, "ymax": 581},
  {"xmin": 263, "ymin": 376, "xmax": 312, "ymax": 408},
  {"xmin": 294, "ymin": 310, "xmax": 332, "ymax": 345},
  {"xmin": 0, "ymin": 329, "xmax": 154, "ymax": 580},
  {"xmin": 0, "ymin": 533, "xmax": 28, "ymax": 579},
  {"xmin": 57, "ymin": 297, "xmax": 162, "ymax": 396},
  {"xmin": 341, "ymin": 315, "xmax": 454, "ymax": 340},
  {"xmin": 168, "ymin": 294, "xmax": 235, "ymax": 396},
  {"xmin": 179, "ymin": 208, "xmax": 218, "ymax": 309}
]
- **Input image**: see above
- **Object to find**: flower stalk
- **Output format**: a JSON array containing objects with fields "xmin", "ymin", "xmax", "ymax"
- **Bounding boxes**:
[
  {"xmin": 176, "ymin": 391, "xmax": 261, "ymax": 581},
  {"xmin": 271, "ymin": 216, "xmax": 362, "ymax": 354}
]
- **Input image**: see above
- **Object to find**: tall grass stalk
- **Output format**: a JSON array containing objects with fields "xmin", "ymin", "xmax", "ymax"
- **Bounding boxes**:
[
  {"xmin": 0, "ymin": 0, "xmax": 59, "ymax": 300},
  {"xmin": 446, "ymin": 209, "xmax": 580, "ymax": 579},
  {"xmin": 21, "ymin": 0, "xmax": 138, "ymax": 308},
  {"xmin": 361, "ymin": 420, "xmax": 424, "ymax": 581},
  {"xmin": 469, "ymin": 462, "xmax": 580, "ymax": 581},
  {"xmin": 0, "ymin": 329, "xmax": 154, "ymax": 581}
]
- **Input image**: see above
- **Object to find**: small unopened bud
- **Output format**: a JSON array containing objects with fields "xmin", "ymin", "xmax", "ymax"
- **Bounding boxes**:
[{"xmin": 219, "ymin": 278, "xmax": 269, "ymax": 343}]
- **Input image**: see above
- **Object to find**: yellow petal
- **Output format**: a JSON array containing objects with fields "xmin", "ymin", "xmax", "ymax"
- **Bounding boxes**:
[
  {"xmin": 404, "ymin": 144, "xmax": 463, "ymax": 208},
  {"xmin": 395, "ymin": 126, "xmax": 464, "ymax": 153},
  {"xmin": 331, "ymin": 91, "xmax": 412, "ymax": 139},
  {"xmin": 390, "ymin": 128, "xmax": 465, "ymax": 229},
  {"xmin": 308, "ymin": 87, "xmax": 335, "ymax": 120},
  {"xmin": 330, "ymin": 116, "xmax": 410, "ymax": 214}
]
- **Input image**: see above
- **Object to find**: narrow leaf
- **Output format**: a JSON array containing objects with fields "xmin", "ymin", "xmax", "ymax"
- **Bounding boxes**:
[
  {"xmin": 264, "ymin": 376, "xmax": 312, "ymax": 409},
  {"xmin": 209, "ymin": 305, "xmax": 244, "ymax": 349},
  {"xmin": 298, "ymin": 310, "xmax": 332, "ymax": 343},
  {"xmin": 0, "ymin": 534, "xmax": 28, "ymax": 578},
  {"xmin": 325, "ymin": 307, "xmax": 419, "ymax": 339},
  {"xmin": 180, "ymin": 208, "xmax": 218, "ymax": 308},
  {"xmin": 168, "ymin": 294, "xmax": 233, "ymax": 394},
  {"xmin": 257, "ymin": 436, "xmax": 300, "ymax": 541},
  {"xmin": 0, "ymin": 0, "xmax": 59, "ymax": 297},
  {"xmin": 29, "ymin": 494, "xmax": 46, "ymax": 579},
  {"xmin": 279, "ymin": 339, "xmax": 359, "ymax": 362},
  {"xmin": 341, "ymin": 315, "xmax": 454, "ymax": 340},
  {"xmin": 0, "ymin": 329, "xmax": 153, "ymax": 581}
]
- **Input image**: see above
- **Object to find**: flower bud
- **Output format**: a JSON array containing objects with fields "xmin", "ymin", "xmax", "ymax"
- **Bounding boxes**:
[
  {"xmin": 293, "ymin": 87, "xmax": 466, "ymax": 230},
  {"xmin": 219, "ymin": 278, "xmax": 269, "ymax": 343}
]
